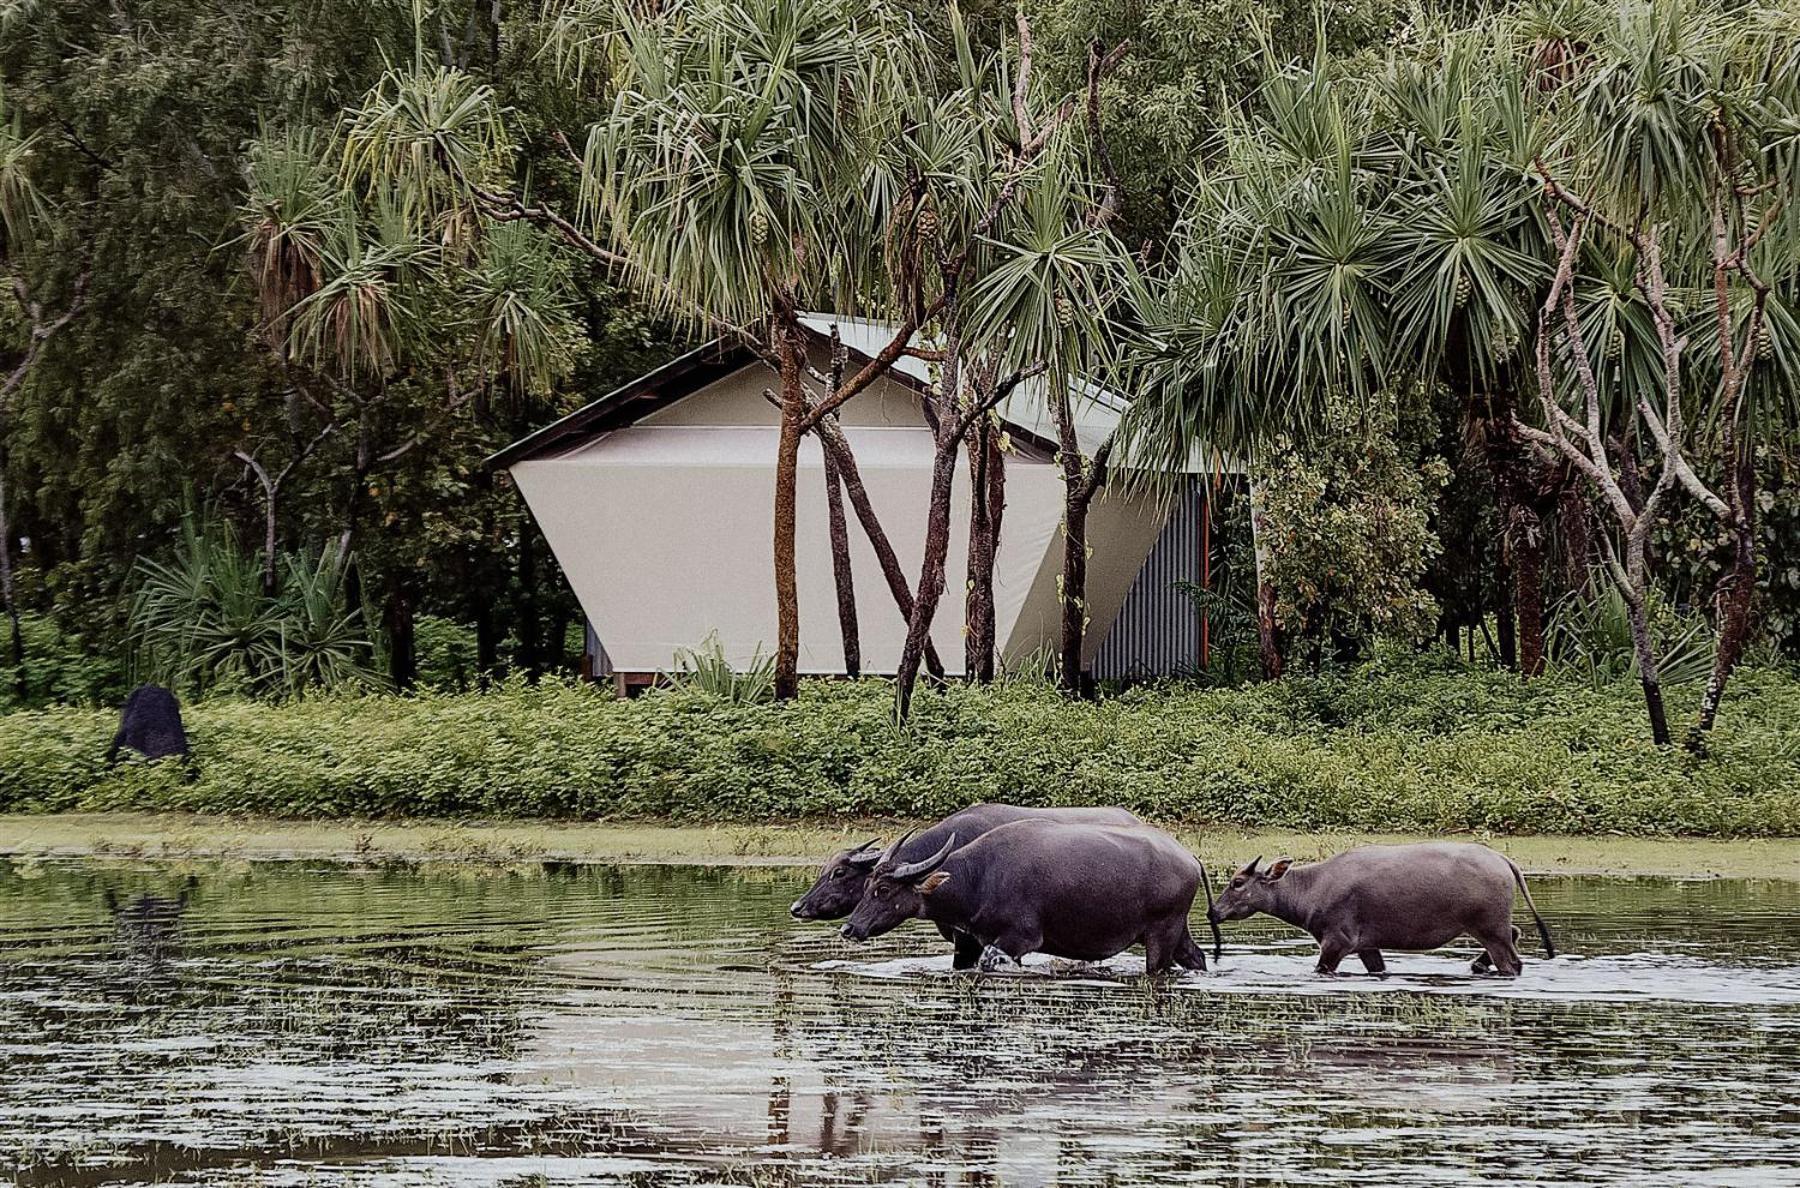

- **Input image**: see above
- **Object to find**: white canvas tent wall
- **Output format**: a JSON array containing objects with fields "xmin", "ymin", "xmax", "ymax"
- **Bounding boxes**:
[{"xmin": 494, "ymin": 318, "xmax": 1201, "ymax": 680}]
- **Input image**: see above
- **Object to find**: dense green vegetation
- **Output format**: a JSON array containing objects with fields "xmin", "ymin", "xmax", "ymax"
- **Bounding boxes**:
[
  {"xmin": 4, "ymin": 660, "xmax": 1795, "ymax": 835},
  {"xmin": 3, "ymin": 0, "xmax": 1798, "ymax": 800}
]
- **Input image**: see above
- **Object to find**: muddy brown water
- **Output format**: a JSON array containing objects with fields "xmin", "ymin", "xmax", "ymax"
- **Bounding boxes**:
[{"xmin": 0, "ymin": 860, "xmax": 1796, "ymax": 1186}]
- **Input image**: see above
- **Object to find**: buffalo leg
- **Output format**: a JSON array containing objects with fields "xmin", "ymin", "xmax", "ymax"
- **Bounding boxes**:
[
  {"xmin": 1468, "ymin": 928, "xmax": 1512, "ymax": 972},
  {"xmin": 1314, "ymin": 938, "xmax": 1350, "ymax": 976},
  {"xmin": 1357, "ymin": 950, "xmax": 1387, "ymax": 976},
  {"xmin": 1144, "ymin": 926, "xmax": 1181, "ymax": 976},
  {"xmin": 1175, "ymin": 925, "xmax": 1210, "ymax": 973},
  {"xmin": 979, "ymin": 930, "xmax": 1039, "ymax": 972},
  {"xmin": 1474, "ymin": 929, "xmax": 1523, "ymax": 977},
  {"xmin": 951, "ymin": 932, "xmax": 982, "ymax": 971},
  {"xmin": 1147, "ymin": 920, "xmax": 1205, "ymax": 975}
]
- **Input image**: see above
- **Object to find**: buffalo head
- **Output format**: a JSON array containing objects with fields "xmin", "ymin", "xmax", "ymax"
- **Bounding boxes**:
[
  {"xmin": 1207, "ymin": 856, "xmax": 1293, "ymax": 923},
  {"xmin": 840, "ymin": 831, "xmax": 956, "ymax": 941},
  {"xmin": 790, "ymin": 838, "xmax": 883, "ymax": 920}
]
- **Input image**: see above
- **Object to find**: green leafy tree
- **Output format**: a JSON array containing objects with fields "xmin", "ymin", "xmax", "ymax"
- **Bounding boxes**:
[
  {"xmin": 1255, "ymin": 391, "xmax": 1449, "ymax": 663},
  {"xmin": 343, "ymin": 0, "xmax": 931, "ymax": 700}
]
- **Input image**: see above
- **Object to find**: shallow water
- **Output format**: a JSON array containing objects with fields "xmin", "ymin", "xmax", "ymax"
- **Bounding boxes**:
[{"xmin": 1, "ymin": 860, "xmax": 1797, "ymax": 1186}]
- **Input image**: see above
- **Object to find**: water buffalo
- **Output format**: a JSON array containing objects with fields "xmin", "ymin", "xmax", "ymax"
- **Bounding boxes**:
[
  {"xmin": 106, "ymin": 684, "xmax": 191, "ymax": 766},
  {"xmin": 839, "ymin": 819, "xmax": 1221, "ymax": 974},
  {"xmin": 1206, "ymin": 842, "xmax": 1556, "ymax": 977},
  {"xmin": 790, "ymin": 804, "xmax": 1144, "ymax": 968}
]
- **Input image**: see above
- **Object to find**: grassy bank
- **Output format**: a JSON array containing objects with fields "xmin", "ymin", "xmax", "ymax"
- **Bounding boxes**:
[
  {"xmin": 2, "ymin": 812, "xmax": 1796, "ymax": 879},
  {"xmin": 2, "ymin": 659, "xmax": 1798, "ymax": 837}
]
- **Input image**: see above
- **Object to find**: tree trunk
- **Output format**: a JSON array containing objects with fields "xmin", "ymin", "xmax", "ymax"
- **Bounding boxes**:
[
  {"xmin": 260, "ymin": 485, "xmax": 280, "ymax": 598},
  {"xmin": 518, "ymin": 523, "xmax": 540, "ymax": 680},
  {"xmin": 772, "ymin": 331, "xmax": 805, "ymax": 701},
  {"xmin": 1691, "ymin": 451, "xmax": 1758, "ymax": 746},
  {"xmin": 384, "ymin": 580, "xmax": 416, "ymax": 692},
  {"xmin": 894, "ymin": 444, "xmax": 960, "ymax": 719},
  {"xmin": 1558, "ymin": 476, "xmax": 1593, "ymax": 597},
  {"xmin": 822, "ymin": 446, "xmax": 860, "ymax": 677},
  {"xmin": 1248, "ymin": 474, "xmax": 1282, "ymax": 680},
  {"xmin": 1059, "ymin": 480, "xmax": 1092, "ymax": 694},
  {"xmin": 0, "ymin": 453, "xmax": 23, "ymax": 677},
  {"xmin": 1049, "ymin": 386, "xmax": 1108, "ymax": 696},
  {"xmin": 985, "ymin": 430, "xmax": 1005, "ymax": 674},
  {"xmin": 1623, "ymin": 590, "xmax": 1671, "ymax": 746},
  {"xmin": 1495, "ymin": 541, "xmax": 1517, "ymax": 671},
  {"xmin": 814, "ymin": 414, "xmax": 943, "ymax": 680},
  {"xmin": 964, "ymin": 421, "xmax": 1001, "ymax": 682},
  {"xmin": 1513, "ymin": 509, "xmax": 1547, "ymax": 679}
]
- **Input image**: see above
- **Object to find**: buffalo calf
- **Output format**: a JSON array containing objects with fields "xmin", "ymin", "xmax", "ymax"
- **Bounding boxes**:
[{"xmin": 1208, "ymin": 842, "xmax": 1556, "ymax": 977}]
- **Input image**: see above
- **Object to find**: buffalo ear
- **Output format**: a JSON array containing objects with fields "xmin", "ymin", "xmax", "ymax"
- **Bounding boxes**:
[
  {"xmin": 1265, "ymin": 857, "xmax": 1292, "ymax": 881},
  {"xmin": 919, "ymin": 871, "xmax": 951, "ymax": 895}
]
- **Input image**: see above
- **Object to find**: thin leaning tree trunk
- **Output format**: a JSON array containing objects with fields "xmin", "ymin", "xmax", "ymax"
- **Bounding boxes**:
[
  {"xmin": 1624, "ymin": 590, "xmax": 1672, "ymax": 746},
  {"xmin": 822, "ymin": 446, "xmax": 861, "ymax": 677},
  {"xmin": 1058, "ymin": 481, "xmax": 1091, "ymax": 693},
  {"xmin": 964, "ymin": 421, "xmax": 1003, "ymax": 682},
  {"xmin": 771, "ymin": 329, "xmax": 807, "ymax": 701},
  {"xmin": 894, "ymin": 441, "xmax": 961, "ymax": 720},
  {"xmin": 1692, "ymin": 449, "xmax": 1758, "ymax": 742},
  {"xmin": 812, "ymin": 414, "xmax": 943, "ymax": 680},
  {"xmin": 1049, "ymin": 386, "xmax": 1112, "ymax": 697},
  {"xmin": 1247, "ymin": 473, "xmax": 1282, "ymax": 681}
]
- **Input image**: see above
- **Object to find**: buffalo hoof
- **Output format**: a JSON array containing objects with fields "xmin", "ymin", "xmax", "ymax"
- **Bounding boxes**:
[{"xmin": 978, "ymin": 945, "xmax": 1021, "ymax": 974}]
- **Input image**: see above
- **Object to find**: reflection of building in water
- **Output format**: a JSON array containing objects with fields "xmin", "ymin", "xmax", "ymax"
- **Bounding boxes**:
[{"xmin": 517, "ymin": 965, "xmax": 1232, "ymax": 1184}]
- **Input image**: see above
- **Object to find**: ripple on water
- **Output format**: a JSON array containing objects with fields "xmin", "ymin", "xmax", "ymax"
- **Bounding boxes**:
[
  {"xmin": 0, "ymin": 861, "xmax": 1796, "ymax": 1187},
  {"xmin": 815, "ymin": 946, "xmax": 1800, "ymax": 1006}
]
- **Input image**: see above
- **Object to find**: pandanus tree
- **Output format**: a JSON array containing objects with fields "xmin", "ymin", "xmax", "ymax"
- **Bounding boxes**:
[
  {"xmin": 964, "ymin": 146, "xmax": 1135, "ymax": 696},
  {"xmin": 1504, "ymin": 0, "xmax": 1800, "ymax": 746},
  {"xmin": 1126, "ymin": 0, "xmax": 1797, "ymax": 740},
  {"xmin": 1119, "ymin": 63, "xmax": 1407, "ymax": 679},
  {"xmin": 239, "ymin": 117, "xmax": 582, "ymax": 686},
  {"xmin": 879, "ymin": 10, "xmax": 1132, "ymax": 716},
  {"xmin": 342, "ymin": 0, "xmax": 932, "ymax": 699}
]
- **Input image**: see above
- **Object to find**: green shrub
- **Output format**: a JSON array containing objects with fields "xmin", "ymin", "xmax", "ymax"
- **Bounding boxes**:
[
  {"xmin": 0, "ymin": 613, "xmax": 130, "ymax": 711},
  {"xmin": 2, "ymin": 665, "xmax": 1797, "ymax": 836},
  {"xmin": 413, "ymin": 615, "xmax": 482, "ymax": 692}
]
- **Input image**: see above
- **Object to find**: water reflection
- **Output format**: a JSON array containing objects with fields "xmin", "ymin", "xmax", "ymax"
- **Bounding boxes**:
[{"xmin": 0, "ymin": 860, "xmax": 1795, "ymax": 1185}]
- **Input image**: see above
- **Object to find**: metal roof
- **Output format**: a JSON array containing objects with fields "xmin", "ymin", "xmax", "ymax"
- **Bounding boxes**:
[{"xmin": 488, "ymin": 313, "xmax": 1200, "ymax": 471}]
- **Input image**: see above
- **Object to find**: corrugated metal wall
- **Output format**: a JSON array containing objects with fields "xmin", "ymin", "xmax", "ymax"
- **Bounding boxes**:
[
  {"xmin": 1093, "ymin": 477, "xmax": 1207, "ymax": 682},
  {"xmin": 586, "ymin": 623, "xmax": 613, "ymax": 677}
]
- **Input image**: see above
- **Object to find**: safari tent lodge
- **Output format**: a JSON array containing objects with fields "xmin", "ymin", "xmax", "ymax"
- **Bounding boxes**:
[{"xmin": 490, "ymin": 316, "xmax": 1225, "ymax": 690}]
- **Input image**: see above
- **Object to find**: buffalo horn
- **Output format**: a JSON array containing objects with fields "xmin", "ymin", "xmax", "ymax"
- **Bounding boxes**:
[
  {"xmin": 890, "ymin": 833, "xmax": 958, "ymax": 880},
  {"xmin": 877, "ymin": 829, "xmax": 917, "ymax": 868}
]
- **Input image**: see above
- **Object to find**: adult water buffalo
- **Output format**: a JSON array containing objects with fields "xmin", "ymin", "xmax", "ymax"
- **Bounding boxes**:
[
  {"xmin": 1206, "ymin": 842, "xmax": 1556, "ymax": 977},
  {"xmin": 791, "ymin": 804, "xmax": 1145, "ymax": 970},
  {"xmin": 839, "ymin": 819, "xmax": 1221, "ymax": 974},
  {"xmin": 790, "ymin": 803, "xmax": 1145, "ymax": 920}
]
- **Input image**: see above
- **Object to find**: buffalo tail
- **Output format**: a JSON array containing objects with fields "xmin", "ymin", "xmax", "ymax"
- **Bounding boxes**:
[
  {"xmin": 1510, "ymin": 860, "xmax": 1557, "ymax": 958},
  {"xmin": 1198, "ymin": 862, "xmax": 1223, "ymax": 963}
]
